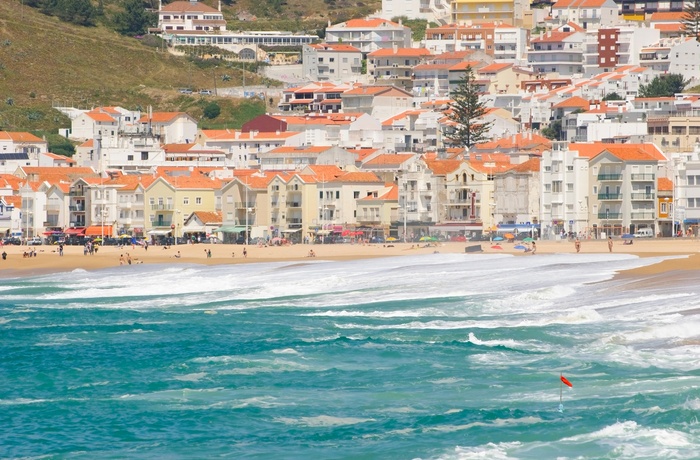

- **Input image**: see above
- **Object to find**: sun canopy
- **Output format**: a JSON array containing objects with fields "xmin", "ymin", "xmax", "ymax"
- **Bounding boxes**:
[
  {"xmin": 282, "ymin": 228, "xmax": 302, "ymax": 233},
  {"xmin": 147, "ymin": 229, "xmax": 171, "ymax": 235},
  {"xmin": 85, "ymin": 226, "xmax": 113, "ymax": 237},
  {"xmin": 212, "ymin": 226, "xmax": 246, "ymax": 233},
  {"xmin": 64, "ymin": 228, "xmax": 86, "ymax": 235}
]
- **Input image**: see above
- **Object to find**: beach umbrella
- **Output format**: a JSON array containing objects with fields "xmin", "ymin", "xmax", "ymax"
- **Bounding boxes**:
[
  {"xmin": 505, "ymin": 233, "xmax": 515, "ymax": 240},
  {"xmin": 522, "ymin": 237, "xmax": 534, "ymax": 242},
  {"xmin": 622, "ymin": 233, "xmax": 634, "ymax": 239},
  {"xmin": 386, "ymin": 237, "xmax": 398, "ymax": 242},
  {"xmin": 119, "ymin": 234, "xmax": 132, "ymax": 238},
  {"xmin": 493, "ymin": 236, "xmax": 504, "ymax": 241},
  {"xmin": 490, "ymin": 245, "xmax": 503, "ymax": 250},
  {"xmin": 419, "ymin": 236, "xmax": 437, "ymax": 242},
  {"xmin": 514, "ymin": 244, "xmax": 527, "ymax": 250}
]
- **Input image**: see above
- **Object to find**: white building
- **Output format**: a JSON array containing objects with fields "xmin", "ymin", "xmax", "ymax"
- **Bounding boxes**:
[
  {"xmin": 639, "ymin": 38, "xmax": 700, "ymax": 81},
  {"xmin": 528, "ymin": 28, "xmax": 585, "ymax": 76},
  {"xmin": 325, "ymin": 18, "xmax": 412, "ymax": 55},
  {"xmin": 302, "ymin": 43, "xmax": 363, "ymax": 82},
  {"xmin": 550, "ymin": 0, "xmax": 619, "ymax": 30},
  {"xmin": 380, "ymin": 0, "xmax": 451, "ymax": 23}
]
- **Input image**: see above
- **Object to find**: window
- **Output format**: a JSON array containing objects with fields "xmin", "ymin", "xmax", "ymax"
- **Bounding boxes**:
[
  {"xmin": 689, "ymin": 176, "xmax": 695, "ymax": 186},
  {"xmin": 335, "ymin": 191, "xmax": 340, "ymax": 199},
  {"xmin": 567, "ymin": 183, "xmax": 574, "ymax": 192},
  {"xmin": 552, "ymin": 181, "xmax": 563, "ymax": 193},
  {"xmin": 183, "ymin": 197, "xmax": 189, "ymax": 205},
  {"xmin": 661, "ymin": 202, "xmax": 667, "ymax": 213},
  {"xmin": 127, "ymin": 155, "xmax": 134, "ymax": 161},
  {"xmin": 227, "ymin": 195, "xmax": 233, "ymax": 204},
  {"xmin": 567, "ymin": 165, "xmax": 573, "ymax": 171},
  {"xmin": 545, "ymin": 184, "xmax": 551, "ymax": 192},
  {"xmin": 195, "ymin": 197, "xmax": 202, "ymax": 205},
  {"xmin": 141, "ymin": 151, "xmax": 149, "ymax": 161},
  {"xmin": 354, "ymin": 191, "xmax": 360, "ymax": 199},
  {"xmin": 329, "ymin": 57, "xmax": 335, "ymax": 62}
]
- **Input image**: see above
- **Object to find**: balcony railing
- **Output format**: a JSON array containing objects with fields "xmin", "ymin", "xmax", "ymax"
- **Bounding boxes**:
[
  {"xmin": 69, "ymin": 191, "xmax": 85, "ymax": 197},
  {"xmin": 631, "ymin": 174, "xmax": 655, "ymax": 181},
  {"xmin": 631, "ymin": 212, "xmax": 655, "ymax": 219},
  {"xmin": 286, "ymin": 202, "xmax": 302, "ymax": 207},
  {"xmin": 235, "ymin": 202, "xmax": 256, "ymax": 208},
  {"xmin": 630, "ymin": 193, "xmax": 655, "ymax": 200},
  {"xmin": 597, "ymin": 212, "xmax": 622, "ymax": 219},
  {"xmin": 150, "ymin": 203, "xmax": 174, "ymax": 211},
  {"xmin": 598, "ymin": 193, "xmax": 623, "ymax": 200},
  {"xmin": 150, "ymin": 219, "xmax": 173, "ymax": 227},
  {"xmin": 69, "ymin": 205, "xmax": 85, "ymax": 212},
  {"xmin": 598, "ymin": 174, "xmax": 622, "ymax": 181}
]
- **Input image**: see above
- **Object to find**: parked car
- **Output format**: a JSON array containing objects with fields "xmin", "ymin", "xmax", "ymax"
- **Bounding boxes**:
[
  {"xmin": 26, "ymin": 237, "xmax": 43, "ymax": 245},
  {"xmin": 634, "ymin": 228, "xmax": 654, "ymax": 238},
  {"xmin": 2, "ymin": 237, "xmax": 22, "ymax": 245},
  {"xmin": 369, "ymin": 236, "xmax": 385, "ymax": 244},
  {"xmin": 199, "ymin": 89, "xmax": 213, "ymax": 95},
  {"xmin": 179, "ymin": 88, "xmax": 193, "ymax": 94}
]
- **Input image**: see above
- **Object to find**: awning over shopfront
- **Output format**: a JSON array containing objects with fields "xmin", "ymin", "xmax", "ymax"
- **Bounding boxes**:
[
  {"xmin": 212, "ymin": 225, "xmax": 246, "ymax": 233},
  {"xmin": 64, "ymin": 227, "xmax": 86, "ymax": 235},
  {"xmin": 147, "ymin": 229, "xmax": 171, "ymax": 235},
  {"xmin": 183, "ymin": 225, "xmax": 206, "ymax": 233},
  {"xmin": 282, "ymin": 228, "xmax": 302, "ymax": 233},
  {"xmin": 85, "ymin": 226, "xmax": 113, "ymax": 237}
]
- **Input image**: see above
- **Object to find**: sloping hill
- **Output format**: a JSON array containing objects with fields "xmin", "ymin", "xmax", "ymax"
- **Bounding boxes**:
[{"xmin": 0, "ymin": 0, "xmax": 266, "ymax": 133}]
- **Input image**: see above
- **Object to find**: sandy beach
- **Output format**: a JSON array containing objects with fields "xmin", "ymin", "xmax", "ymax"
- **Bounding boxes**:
[{"xmin": 1, "ymin": 237, "xmax": 700, "ymax": 279}]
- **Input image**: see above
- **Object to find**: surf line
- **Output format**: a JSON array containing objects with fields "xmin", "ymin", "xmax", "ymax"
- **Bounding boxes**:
[{"xmin": 559, "ymin": 372, "xmax": 573, "ymax": 412}]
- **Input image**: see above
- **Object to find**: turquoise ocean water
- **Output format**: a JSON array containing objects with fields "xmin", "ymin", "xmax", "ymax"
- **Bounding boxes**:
[{"xmin": 2, "ymin": 253, "xmax": 700, "ymax": 459}]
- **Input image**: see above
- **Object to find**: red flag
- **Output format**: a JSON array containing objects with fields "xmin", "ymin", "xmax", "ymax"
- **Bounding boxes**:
[{"xmin": 561, "ymin": 375, "xmax": 573, "ymax": 387}]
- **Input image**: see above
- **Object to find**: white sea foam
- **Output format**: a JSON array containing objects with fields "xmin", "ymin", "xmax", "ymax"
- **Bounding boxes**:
[
  {"xmin": 274, "ymin": 415, "xmax": 375, "ymax": 427},
  {"xmin": 173, "ymin": 372, "xmax": 207, "ymax": 382}
]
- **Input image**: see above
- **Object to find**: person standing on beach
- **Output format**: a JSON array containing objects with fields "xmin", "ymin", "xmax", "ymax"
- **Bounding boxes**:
[
  {"xmin": 608, "ymin": 236, "xmax": 613, "ymax": 252},
  {"xmin": 59, "ymin": 243, "xmax": 64, "ymax": 256},
  {"xmin": 243, "ymin": 247, "xmax": 247, "ymax": 258},
  {"xmin": 531, "ymin": 241, "xmax": 536, "ymax": 255},
  {"xmin": 574, "ymin": 238, "xmax": 581, "ymax": 253}
]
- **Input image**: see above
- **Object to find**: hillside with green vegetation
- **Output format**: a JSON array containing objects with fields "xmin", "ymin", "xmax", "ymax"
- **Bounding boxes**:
[{"xmin": 0, "ymin": 0, "xmax": 271, "ymax": 143}]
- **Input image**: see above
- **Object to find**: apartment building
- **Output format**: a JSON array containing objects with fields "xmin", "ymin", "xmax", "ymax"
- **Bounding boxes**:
[
  {"xmin": 367, "ymin": 47, "xmax": 432, "ymax": 91},
  {"xmin": 582, "ymin": 26, "xmax": 660, "ymax": 76},
  {"xmin": 424, "ymin": 23, "xmax": 528, "ymax": 63},
  {"xmin": 302, "ymin": 43, "xmax": 363, "ymax": 82},
  {"xmin": 451, "ymin": 0, "xmax": 516, "ymax": 25},
  {"xmin": 528, "ymin": 28, "xmax": 585, "ymax": 76},
  {"xmin": 325, "ymin": 18, "xmax": 412, "ymax": 55},
  {"xmin": 639, "ymin": 38, "xmax": 700, "ymax": 80},
  {"xmin": 550, "ymin": 0, "xmax": 619, "ymax": 30}
]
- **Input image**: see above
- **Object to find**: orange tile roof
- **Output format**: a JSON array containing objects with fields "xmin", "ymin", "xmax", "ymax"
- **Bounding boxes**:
[
  {"xmin": 553, "ymin": 96, "xmax": 591, "ymax": 109},
  {"xmin": 161, "ymin": 1, "xmax": 220, "ymax": 13},
  {"xmin": 532, "ymin": 31, "xmax": 575, "ymax": 43},
  {"xmin": 368, "ymin": 48, "xmax": 432, "ymax": 57},
  {"xmin": 86, "ymin": 110, "xmax": 117, "ymax": 123},
  {"xmin": 3, "ymin": 195, "xmax": 21, "ymax": 207},
  {"xmin": 364, "ymin": 153, "xmax": 414, "ymax": 166},
  {"xmin": 424, "ymin": 159, "xmax": 462, "ymax": 175},
  {"xmin": 341, "ymin": 18, "xmax": 401, "ymax": 28},
  {"xmin": 650, "ymin": 11, "xmax": 685, "ymax": 21},
  {"xmin": 655, "ymin": 23, "xmax": 683, "ymax": 32},
  {"xmin": 191, "ymin": 211, "xmax": 223, "ymax": 224},
  {"xmin": 331, "ymin": 171, "xmax": 382, "ymax": 183},
  {"xmin": 658, "ymin": 177, "xmax": 673, "ymax": 191},
  {"xmin": 138, "ymin": 112, "xmax": 189, "ymax": 123},
  {"xmin": 0, "ymin": 131, "xmax": 45, "ymax": 142},
  {"xmin": 308, "ymin": 43, "xmax": 361, "ymax": 52},
  {"xmin": 570, "ymin": 143, "xmax": 665, "ymax": 161},
  {"xmin": 305, "ymin": 165, "xmax": 345, "ymax": 179},
  {"xmin": 478, "ymin": 63, "xmax": 513, "ymax": 73},
  {"xmin": 506, "ymin": 158, "xmax": 540, "ymax": 173}
]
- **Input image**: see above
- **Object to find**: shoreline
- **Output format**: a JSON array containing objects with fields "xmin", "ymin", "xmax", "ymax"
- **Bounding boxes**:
[{"xmin": 2, "ymin": 238, "xmax": 700, "ymax": 279}]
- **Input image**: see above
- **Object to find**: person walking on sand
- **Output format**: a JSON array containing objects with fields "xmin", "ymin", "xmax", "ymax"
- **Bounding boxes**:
[
  {"xmin": 608, "ymin": 236, "xmax": 613, "ymax": 252},
  {"xmin": 574, "ymin": 238, "xmax": 581, "ymax": 253},
  {"xmin": 531, "ymin": 241, "xmax": 536, "ymax": 255},
  {"xmin": 243, "ymin": 247, "xmax": 247, "ymax": 258},
  {"xmin": 119, "ymin": 254, "xmax": 125, "ymax": 265}
]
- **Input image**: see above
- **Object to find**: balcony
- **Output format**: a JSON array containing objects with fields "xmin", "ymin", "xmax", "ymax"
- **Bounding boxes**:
[
  {"xmin": 150, "ymin": 219, "xmax": 173, "ymax": 227},
  {"xmin": 69, "ymin": 205, "xmax": 85, "ymax": 212},
  {"xmin": 631, "ymin": 212, "xmax": 655, "ymax": 219},
  {"xmin": 597, "ymin": 174, "xmax": 622, "ymax": 181},
  {"xmin": 286, "ymin": 201, "xmax": 302, "ymax": 208},
  {"xmin": 150, "ymin": 203, "xmax": 174, "ymax": 211},
  {"xmin": 69, "ymin": 191, "xmax": 85, "ymax": 197},
  {"xmin": 235, "ymin": 202, "xmax": 256, "ymax": 208},
  {"xmin": 630, "ymin": 193, "xmax": 655, "ymax": 200},
  {"xmin": 631, "ymin": 174, "xmax": 655, "ymax": 181},
  {"xmin": 598, "ymin": 193, "xmax": 623, "ymax": 200},
  {"xmin": 597, "ymin": 212, "xmax": 622, "ymax": 219}
]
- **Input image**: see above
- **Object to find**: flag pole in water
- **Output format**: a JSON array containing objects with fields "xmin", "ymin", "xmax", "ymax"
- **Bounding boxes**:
[{"xmin": 559, "ymin": 373, "xmax": 573, "ymax": 412}]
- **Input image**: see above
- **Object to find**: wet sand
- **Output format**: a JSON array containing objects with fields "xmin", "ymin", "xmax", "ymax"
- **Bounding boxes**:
[{"xmin": 1, "ymin": 238, "xmax": 699, "ymax": 279}]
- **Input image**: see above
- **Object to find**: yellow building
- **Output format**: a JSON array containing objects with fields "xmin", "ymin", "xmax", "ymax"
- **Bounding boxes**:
[
  {"xmin": 451, "ymin": 0, "xmax": 515, "ymax": 25},
  {"xmin": 144, "ymin": 175, "xmax": 221, "ymax": 242}
]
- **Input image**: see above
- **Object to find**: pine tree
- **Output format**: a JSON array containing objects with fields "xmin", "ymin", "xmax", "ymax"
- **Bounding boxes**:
[
  {"xmin": 682, "ymin": 0, "xmax": 700, "ymax": 42},
  {"xmin": 446, "ymin": 66, "xmax": 492, "ymax": 149}
]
